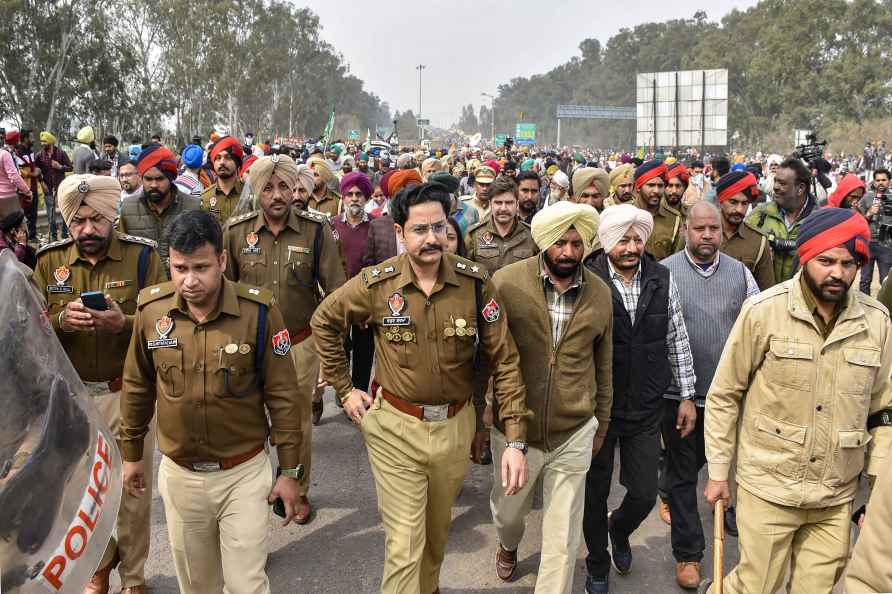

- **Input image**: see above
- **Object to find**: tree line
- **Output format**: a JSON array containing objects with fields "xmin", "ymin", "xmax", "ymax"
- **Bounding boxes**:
[{"xmin": 0, "ymin": 0, "xmax": 391, "ymax": 147}]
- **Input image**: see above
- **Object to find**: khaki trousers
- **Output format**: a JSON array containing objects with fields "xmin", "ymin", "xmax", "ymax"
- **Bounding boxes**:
[
  {"xmin": 490, "ymin": 416, "xmax": 598, "ymax": 594},
  {"xmin": 362, "ymin": 391, "xmax": 475, "ymax": 594},
  {"xmin": 157, "ymin": 450, "xmax": 273, "ymax": 594},
  {"xmin": 712, "ymin": 487, "xmax": 851, "ymax": 594},
  {"xmin": 92, "ymin": 388, "xmax": 154, "ymax": 587},
  {"xmin": 292, "ymin": 335, "xmax": 320, "ymax": 495}
]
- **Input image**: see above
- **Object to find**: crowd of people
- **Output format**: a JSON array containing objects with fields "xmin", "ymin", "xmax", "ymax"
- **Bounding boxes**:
[{"xmin": 1, "ymin": 125, "xmax": 892, "ymax": 594}]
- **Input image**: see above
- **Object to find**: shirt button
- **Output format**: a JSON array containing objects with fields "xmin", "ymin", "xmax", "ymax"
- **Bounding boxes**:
[
  {"xmin": 775, "ymin": 428, "xmax": 781, "ymax": 434},
  {"xmin": 273, "ymin": 261, "xmax": 278, "ymax": 265},
  {"xmin": 809, "ymin": 456, "xmax": 817, "ymax": 463},
  {"xmin": 273, "ymin": 281, "xmax": 278, "ymax": 284},
  {"xmin": 426, "ymin": 300, "xmax": 432, "ymax": 306}
]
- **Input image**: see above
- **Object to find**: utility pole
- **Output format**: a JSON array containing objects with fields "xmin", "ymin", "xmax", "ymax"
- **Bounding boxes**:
[
  {"xmin": 416, "ymin": 64, "xmax": 426, "ymax": 142},
  {"xmin": 481, "ymin": 92, "xmax": 495, "ymax": 145}
]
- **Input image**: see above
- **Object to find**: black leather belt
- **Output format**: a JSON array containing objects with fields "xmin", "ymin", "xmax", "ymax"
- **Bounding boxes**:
[{"xmin": 867, "ymin": 408, "xmax": 892, "ymax": 431}]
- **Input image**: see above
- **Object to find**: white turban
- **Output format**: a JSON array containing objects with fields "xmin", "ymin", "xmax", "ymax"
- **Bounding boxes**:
[
  {"xmin": 552, "ymin": 170, "xmax": 570, "ymax": 190},
  {"xmin": 598, "ymin": 203, "xmax": 654, "ymax": 253},
  {"xmin": 531, "ymin": 200, "xmax": 600, "ymax": 252}
]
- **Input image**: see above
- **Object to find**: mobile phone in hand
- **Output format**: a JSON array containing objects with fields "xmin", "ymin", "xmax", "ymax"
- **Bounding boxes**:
[
  {"xmin": 80, "ymin": 291, "xmax": 108, "ymax": 311},
  {"xmin": 271, "ymin": 467, "xmax": 286, "ymax": 518}
]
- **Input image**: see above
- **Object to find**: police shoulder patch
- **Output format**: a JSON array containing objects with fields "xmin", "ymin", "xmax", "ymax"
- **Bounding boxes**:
[
  {"xmin": 235, "ymin": 283, "xmax": 274, "ymax": 305},
  {"xmin": 272, "ymin": 329, "xmax": 291, "ymax": 356},
  {"xmin": 466, "ymin": 219, "xmax": 488, "ymax": 235},
  {"xmin": 452, "ymin": 255, "xmax": 488, "ymax": 281},
  {"xmin": 225, "ymin": 210, "xmax": 259, "ymax": 228},
  {"xmin": 36, "ymin": 237, "xmax": 74, "ymax": 255},
  {"xmin": 137, "ymin": 281, "xmax": 176, "ymax": 309},
  {"xmin": 295, "ymin": 209, "xmax": 326, "ymax": 224},
  {"xmin": 117, "ymin": 233, "xmax": 158, "ymax": 248}
]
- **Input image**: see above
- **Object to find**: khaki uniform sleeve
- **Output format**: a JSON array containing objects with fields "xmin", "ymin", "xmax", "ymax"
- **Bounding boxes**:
[
  {"xmin": 753, "ymin": 239, "xmax": 776, "ymax": 290},
  {"xmin": 705, "ymin": 299, "xmax": 763, "ymax": 481},
  {"xmin": 594, "ymin": 306, "xmax": 613, "ymax": 438},
  {"xmin": 222, "ymin": 226, "xmax": 240, "ymax": 282},
  {"xmin": 319, "ymin": 221, "xmax": 347, "ymax": 293},
  {"xmin": 464, "ymin": 233, "xmax": 475, "ymax": 260},
  {"xmin": 262, "ymin": 303, "xmax": 304, "ymax": 469},
  {"xmin": 119, "ymin": 308, "xmax": 158, "ymax": 462},
  {"xmin": 479, "ymin": 279, "xmax": 531, "ymax": 442},
  {"xmin": 866, "ymin": 312, "xmax": 892, "ymax": 478},
  {"xmin": 310, "ymin": 274, "xmax": 373, "ymax": 400}
]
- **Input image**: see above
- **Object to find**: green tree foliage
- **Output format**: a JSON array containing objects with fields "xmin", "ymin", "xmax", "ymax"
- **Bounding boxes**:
[
  {"xmin": 0, "ymin": 0, "xmax": 390, "ymax": 146},
  {"xmin": 488, "ymin": 0, "xmax": 892, "ymax": 149}
]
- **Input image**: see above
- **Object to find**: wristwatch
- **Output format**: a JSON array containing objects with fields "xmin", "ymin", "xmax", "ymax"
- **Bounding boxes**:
[
  {"xmin": 506, "ymin": 441, "xmax": 528, "ymax": 456},
  {"xmin": 279, "ymin": 465, "xmax": 305, "ymax": 481}
]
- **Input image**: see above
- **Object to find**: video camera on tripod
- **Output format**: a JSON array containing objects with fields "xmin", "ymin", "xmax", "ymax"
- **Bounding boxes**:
[{"xmin": 792, "ymin": 131, "xmax": 827, "ymax": 164}]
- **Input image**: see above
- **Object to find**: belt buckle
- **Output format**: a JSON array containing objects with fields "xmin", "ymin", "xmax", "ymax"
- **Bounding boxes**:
[
  {"xmin": 422, "ymin": 404, "xmax": 448, "ymax": 422},
  {"xmin": 191, "ymin": 461, "xmax": 221, "ymax": 472}
]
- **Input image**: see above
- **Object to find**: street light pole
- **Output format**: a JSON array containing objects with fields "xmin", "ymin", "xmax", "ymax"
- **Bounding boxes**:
[
  {"xmin": 481, "ymin": 92, "xmax": 495, "ymax": 145},
  {"xmin": 416, "ymin": 64, "xmax": 426, "ymax": 142}
]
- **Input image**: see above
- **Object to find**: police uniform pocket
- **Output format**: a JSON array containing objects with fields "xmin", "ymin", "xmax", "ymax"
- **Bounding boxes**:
[
  {"xmin": 239, "ymin": 257, "xmax": 268, "ymax": 286},
  {"xmin": 213, "ymin": 348, "xmax": 256, "ymax": 398},
  {"xmin": 287, "ymin": 256, "xmax": 314, "ymax": 288},
  {"xmin": 510, "ymin": 249, "xmax": 534, "ymax": 260},
  {"xmin": 154, "ymin": 349, "xmax": 185, "ymax": 399},
  {"xmin": 107, "ymin": 285, "xmax": 139, "ymax": 314},
  {"xmin": 840, "ymin": 346, "xmax": 881, "ymax": 396},
  {"xmin": 827, "ymin": 430, "xmax": 871, "ymax": 487},
  {"xmin": 753, "ymin": 413, "xmax": 807, "ymax": 479},
  {"xmin": 764, "ymin": 338, "xmax": 814, "ymax": 390}
]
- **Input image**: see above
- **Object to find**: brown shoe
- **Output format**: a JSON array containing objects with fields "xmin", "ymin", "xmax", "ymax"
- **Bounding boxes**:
[
  {"xmin": 659, "ymin": 499, "xmax": 671, "ymax": 525},
  {"xmin": 120, "ymin": 587, "xmax": 147, "ymax": 594},
  {"xmin": 676, "ymin": 561, "xmax": 701, "ymax": 589},
  {"xmin": 311, "ymin": 401, "xmax": 323, "ymax": 425},
  {"xmin": 294, "ymin": 495, "xmax": 312, "ymax": 524},
  {"xmin": 495, "ymin": 544, "xmax": 517, "ymax": 581},
  {"xmin": 82, "ymin": 563, "xmax": 114, "ymax": 594}
]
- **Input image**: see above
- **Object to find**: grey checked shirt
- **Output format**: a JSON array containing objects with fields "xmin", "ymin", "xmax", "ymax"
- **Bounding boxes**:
[{"xmin": 606, "ymin": 260, "xmax": 697, "ymax": 400}]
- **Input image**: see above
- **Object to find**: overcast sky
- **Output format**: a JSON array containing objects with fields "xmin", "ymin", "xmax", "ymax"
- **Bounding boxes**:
[{"xmin": 300, "ymin": 0, "xmax": 758, "ymax": 128}]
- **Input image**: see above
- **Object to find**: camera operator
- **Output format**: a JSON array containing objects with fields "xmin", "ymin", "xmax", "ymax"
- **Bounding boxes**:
[
  {"xmin": 746, "ymin": 158, "xmax": 816, "ymax": 283},
  {"xmin": 856, "ymin": 168, "xmax": 892, "ymax": 294}
]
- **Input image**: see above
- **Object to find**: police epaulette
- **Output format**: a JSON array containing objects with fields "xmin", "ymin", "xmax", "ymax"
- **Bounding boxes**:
[
  {"xmin": 137, "ymin": 281, "xmax": 176, "ymax": 308},
  {"xmin": 452, "ymin": 255, "xmax": 489, "ymax": 281},
  {"xmin": 117, "ymin": 233, "xmax": 158, "ymax": 248},
  {"xmin": 235, "ymin": 283, "xmax": 274, "ymax": 305},
  {"xmin": 36, "ymin": 237, "xmax": 74, "ymax": 255},
  {"xmin": 361, "ymin": 260, "xmax": 401, "ymax": 286},
  {"xmin": 295, "ymin": 209, "xmax": 327, "ymax": 224},
  {"xmin": 226, "ymin": 211, "xmax": 259, "ymax": 227},
  {"xmin": 466, "ymin": 219, "xmax": 489, "ymax": 235}
]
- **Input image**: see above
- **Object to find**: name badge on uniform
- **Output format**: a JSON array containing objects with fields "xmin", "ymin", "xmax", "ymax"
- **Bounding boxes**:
[
  {"xmin": 48, "ymin": 265, "xmax": 74, "ymax": 294},
  {"xmin": 105, "ymin": 280, "xmax": 133, "ymax": 289},
  {"xmin": 242, "ymin": 231, "xmax": 261, "ymax": 254},
  {"xmin": 383, "ymin": 292, "xmax": 410, "ymax": 326},
  {"xmin": 479, "ymin": 231, "xmax": 497, "ymax": 249},
  {"xmin": 147, "ymin": 316, "xmax": 178, "ymax": 349}
]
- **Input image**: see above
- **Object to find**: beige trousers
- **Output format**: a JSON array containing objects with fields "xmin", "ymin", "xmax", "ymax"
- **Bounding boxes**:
[
  {"xmin": 490, "ymin": 416, "xmax": 598, "ymax": 594},
  {"xmin": 92, "ymin": 388, "xmax": 154, "ymax": 587},
  {"xmin": 157, "ymin": 450, "xmax": 273, "ymax": 594},
  {"xmin": 292, "ymin": 335, "xmax": 320, "ymax": 495},
  {"xmin": 712, "ymin": 486, "xmax": 851, "ymax": 594},
  {"xmin": 362, "ymin": 391, "xmax": 475, "ymax": 594}
]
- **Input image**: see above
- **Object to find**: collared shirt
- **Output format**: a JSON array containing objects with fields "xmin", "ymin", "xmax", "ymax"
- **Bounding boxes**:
[
  {"xmin": 606, "ymin": 259, "xmax": 697, "ymax": 400},
  {"xmin": 201, "ymin": 178, "xmax": 244, "ymax": 224},
  {"xmin": 683, "ymin": 250, "xmax": 760, "ymax": 298},
  {"xmin": 540, "ymin": 256, "xmax": 584, "ymax": 348}
]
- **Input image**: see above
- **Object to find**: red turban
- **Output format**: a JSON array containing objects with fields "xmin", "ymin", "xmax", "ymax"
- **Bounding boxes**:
[
  {"xmin": 634, "ymin": 160, "xmax": 667, "ymax": 190},
  {"xmin": 209, "ymin": 136, "xmax": 244, "ymax": 164},
  {"xmin": 5, "ymin": 129, "xmax": 20, "ymax": 145},
  {"xmin": 240, "ymin": 155, "xmax": 258, "ymax": 179},
  {"xmin": 716, "ymin": 171, "xmax": 759, "ymax": 204},
  {"xmin": 380, "ymin": 170, "xmax": 396, "ymax": 197},
  {"xmin": 797, "ymin": 208, "xmax": 870, "ymax": 265},
  {"xmin": 136, "ymin": 143, "xmax": 178, "ymax": 181},
  {"xmin": 389, "ymin": 169, "xmax": 423, "ymax": 196},
  {"xmin": 827, "ymin": 174, "xmax": 866, "ymax": 208},
  {"xmin": 666, "ymin": 162, "xmax": 690, "ymax": 186},
  {"xmin": 483, "ymin": 159, "xmax": 501, "ymax": 176}
]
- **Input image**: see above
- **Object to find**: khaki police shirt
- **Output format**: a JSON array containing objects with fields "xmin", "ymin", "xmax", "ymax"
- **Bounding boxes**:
[
  {"xmin": 223, "ymin": 208, "xmax": 347, "ymax": 335},
  {"xmin": 201, "ymin": 178, "xmax": 244, "ymax": 224},
  {"xmin": 636, "ymin": 195, "xmax": 684, "ymax": 260},
  {"xmin": 119, "ymin": 278, "xmax": 304, "ymax": 468},
  {"xmin": 705, "ymin": 271, "xmax": 892, "ymax": 508},
  {"xmin": 465, "ymin": 215, "xmax": 539, "ymax": 277},
  {"xmin": 309, "ymin": 189, "xmax": 340, "ymax": 218},
  {"xmin": 722, "ymin": 221, "xmax": 776, "ymax": 290},
  {"xmin": 311, "ymin": 252, "xmax": 531, "ymax": 441},
  {"xmin": 33, "ymin": 233, "xmax": 165, "ymax": 382}
]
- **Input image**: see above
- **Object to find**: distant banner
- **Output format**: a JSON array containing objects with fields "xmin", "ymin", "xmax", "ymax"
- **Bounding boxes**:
[
  {"xmin": 273, "ymin": 136, "xmax": 306, "ymax": 146},
  {"xmin": 515, "ymin": 123, "xmax": 536, "ymax": 145}
]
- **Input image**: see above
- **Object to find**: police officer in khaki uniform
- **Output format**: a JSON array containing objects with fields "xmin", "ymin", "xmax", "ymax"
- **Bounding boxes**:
[
  {"xmin": 33, "ymin": 174, "xmax": 165, "ymax": 594},
  {"xmin": 603, "ymin": 163, "xmax": 635, "ymax": 208},
  {"xmin": 716, "ymin": 170, "xmax": 776, "ymax": 290},
  {"xmin": 633, "ymin": 160, "xmax": 684, "ymax": 260},
  {"xmin": 120, "ymin": 210, "xmax": 305, "ymax": 594},
  {"xmin": 312, "ymin": 182, "xmax": 531, "ymax": 594},
  {"xmin": 465, "ymin": 175, "xmax": 539, "ymax": 277},
  {"xmin": 201, "ymin": 136, "xmax": 245, "ymax": 224},
  {"xmin": 459, "ymin": 164, "xmax": 497, "ymax": 221},
  {"xmin": 307, "ymin": 156, "xmax": 341, "ymax": 218},
  {"xmin": 223, "ymin": 154, "xmax": 346, "ymax": 523},
  {"xmin": 701, "ymin": 208, "xmax": 892, "ymax": 594},
  {"xmin": 844, "ymin": 450, "xmax": 892, "ymax": 593}
]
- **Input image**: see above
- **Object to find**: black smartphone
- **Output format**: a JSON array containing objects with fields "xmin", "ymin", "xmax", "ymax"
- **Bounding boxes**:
[
  {"xmin": 80, "ymin": 291, "xmax": 108, "ymax": 311},
  {"xmin": 271, "ymin": 467, "xmax": 286, "ymax": 518}
]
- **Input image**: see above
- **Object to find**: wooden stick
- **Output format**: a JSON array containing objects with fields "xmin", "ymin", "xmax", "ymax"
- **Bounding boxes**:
[{"xmin": 713, "ymin": 499, "xmax": 725, "ymax": 594}]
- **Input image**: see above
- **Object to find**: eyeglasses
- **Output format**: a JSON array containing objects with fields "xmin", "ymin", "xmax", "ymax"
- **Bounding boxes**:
[{"xmin": 407, "ymin": 222, "xmax": 448, "ymax": 236}]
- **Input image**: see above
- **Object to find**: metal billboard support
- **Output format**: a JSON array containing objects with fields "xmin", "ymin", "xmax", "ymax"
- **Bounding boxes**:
[{"xmin": 555, "ymin": 105, "xmax": 637, "ymax": 146}]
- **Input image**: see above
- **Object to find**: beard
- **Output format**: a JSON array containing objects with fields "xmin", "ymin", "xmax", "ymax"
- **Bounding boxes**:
[
  {"xmin": 145, "ymin": 187, "xmax": 166, "ymax": 203},
  {"xmin": 346, "ymin": 203, "xmax": 364, "ymax": 218},
  {"xmin": 804, "ymin": 266, "xmax": 850, "ymax": 303},
  {"xmin": 543, "ymin": 249, "xmax": 580, "ymax": 279},
  {"xmin": 76, "ymin": 232, "xmax": 110, "ymax": 255}
]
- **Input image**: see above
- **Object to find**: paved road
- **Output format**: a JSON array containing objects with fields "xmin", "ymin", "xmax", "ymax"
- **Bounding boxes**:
[{"xmin": 114, "ymin": 389, "xmax": 861, "ymax": 594}]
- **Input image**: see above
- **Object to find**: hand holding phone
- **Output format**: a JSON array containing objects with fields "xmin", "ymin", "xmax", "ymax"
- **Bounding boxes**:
[{"xmin": 80, "ymin": 290, "xmax": 109, "ymax": 311}]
